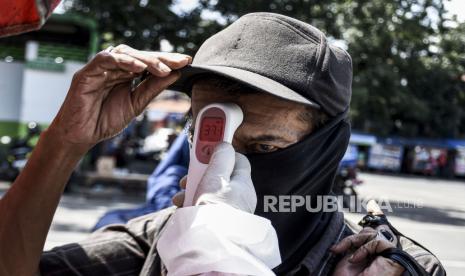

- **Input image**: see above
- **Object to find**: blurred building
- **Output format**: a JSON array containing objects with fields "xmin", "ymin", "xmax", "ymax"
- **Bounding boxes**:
[{"xmin": 0, "ymin": 14, "xmax": 97, "ymax": 137}]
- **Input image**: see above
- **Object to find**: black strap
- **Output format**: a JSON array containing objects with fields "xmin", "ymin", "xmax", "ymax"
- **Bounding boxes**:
[
  {"xmin": 380, "ymin": 248, "xmax": 429, "ymax": 276},
  {"xmin": 359, "ymin": 214, "xmax": 440, "ymax": 258}
]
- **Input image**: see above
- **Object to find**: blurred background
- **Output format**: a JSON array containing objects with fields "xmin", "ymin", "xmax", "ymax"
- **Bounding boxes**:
[{"xmin": 0, "ymin": 0, "xmax": 464, "ymax": 275}]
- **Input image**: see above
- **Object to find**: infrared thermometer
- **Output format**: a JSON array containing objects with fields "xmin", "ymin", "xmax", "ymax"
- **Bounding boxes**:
[{"xmin": 183, "ymin": 103, "xmax": 243, "ymax": 207}]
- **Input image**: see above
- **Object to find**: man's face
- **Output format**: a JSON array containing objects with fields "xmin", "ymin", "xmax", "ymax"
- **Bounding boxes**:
[{"xmin": 191, "ymin": 79, "xmax": 314, "ymax": 154}]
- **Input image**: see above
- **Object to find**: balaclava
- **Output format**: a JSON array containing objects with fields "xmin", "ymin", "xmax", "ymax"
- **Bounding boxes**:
[{"xmin": 247, "ymin": 111, "xmax": 350, "ymax": 273}]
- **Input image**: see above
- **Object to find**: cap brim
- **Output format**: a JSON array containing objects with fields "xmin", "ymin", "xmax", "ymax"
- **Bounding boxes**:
[{"xmin": 169, "ymin": 65, "xmax": 320, "ymax": 109}]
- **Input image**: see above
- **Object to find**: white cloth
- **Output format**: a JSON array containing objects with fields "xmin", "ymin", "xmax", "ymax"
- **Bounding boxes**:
[
  {"xmin": 157, "ymin": 143, "xmax": 281, "ymax": 275},
  {"xmin": 157, "ymin": 204, "xmax": 281, "ymax": 276}
]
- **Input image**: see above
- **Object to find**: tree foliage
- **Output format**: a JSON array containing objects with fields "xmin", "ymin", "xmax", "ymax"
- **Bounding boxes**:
[
  {"xmin": 63, "ymin": 0, "xmax": 222, "ymax": 52},
  {"xmin": 65, "ymin": 0, "xmax": 465, "ymax": 138}
]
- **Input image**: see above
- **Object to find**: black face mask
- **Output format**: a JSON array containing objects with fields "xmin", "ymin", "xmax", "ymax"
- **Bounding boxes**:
[{"xmin": 246, "ymin": 111, "xmax": 351, "ymax": 274}]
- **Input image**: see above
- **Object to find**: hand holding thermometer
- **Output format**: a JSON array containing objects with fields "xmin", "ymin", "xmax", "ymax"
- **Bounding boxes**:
[{"xmin": 183, "ymin": 103, "xmax": 243, "ymax": 207}]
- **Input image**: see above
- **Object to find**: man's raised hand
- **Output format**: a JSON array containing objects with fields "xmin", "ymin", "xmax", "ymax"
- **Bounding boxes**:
[{"xmin": 48, "ymin": 44, "xmax": 191, "ymax": 154}]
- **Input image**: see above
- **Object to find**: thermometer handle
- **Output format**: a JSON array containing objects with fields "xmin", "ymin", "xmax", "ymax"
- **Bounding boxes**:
[{"xmin": 183, "ymin": 161, "xmax": 208, "ymax": 206}]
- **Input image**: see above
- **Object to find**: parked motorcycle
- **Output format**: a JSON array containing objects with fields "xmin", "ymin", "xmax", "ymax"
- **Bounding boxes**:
[
  {"xmin": 333, "ymin": 166, "xmax": 363, "ymax": 209},
  {"xmin": 0, "ymin": 122, "xmax": 41, "ymax": 181}
]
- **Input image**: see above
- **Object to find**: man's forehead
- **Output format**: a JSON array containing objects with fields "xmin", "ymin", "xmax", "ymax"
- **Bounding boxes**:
[{"xmin": 191, "ymin": 80, "xmax": 312, "ymax": 142}]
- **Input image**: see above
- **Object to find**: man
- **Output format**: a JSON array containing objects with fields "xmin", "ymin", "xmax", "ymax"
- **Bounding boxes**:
[{"xmin": 0, "ymin": 12, "xmax": 443, "ymax": 275}]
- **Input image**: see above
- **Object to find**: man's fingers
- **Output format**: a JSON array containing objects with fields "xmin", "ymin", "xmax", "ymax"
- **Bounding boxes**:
[
  {"xmin": 172, "ymin": 191, "xmax": 185, "ymax": 207},
  {"xmin": 179, "ymin": 175, "xmax": 187, "ymax": 189},
  {"xmin": 331, "ymin": 232, "xmax": 377, "ymax": 253},
  {"xmin": 113, "ymin": 45, "xmax": 191, "ymax": 77},
  {"xmin": 349, "ymin": 239, "xmax": 395, "ymax": 263},
  {"xmin": 85, "ymin": 52, "xmax": 147, "ymax": 75},
  {"xmin": 360, "ymin": 256, "xmax": 405, "ymax": 275},
  {"xmin": 102, "ymin": 70, "xmax": 137, "ymax": 87},
  {"xmin": 131, "ymin": 71, "xmax": 181, "ymax": 115},
  {"xmin": 157, "ymin": 53, "xmax": 192, "ymax": 69},
  {"xmin": 107, "ymin": 53, "xmax": 147, "ymax": 72},
  {"xmin": 115, "ymin": 44, "xmax": 192, "ymax": 68},
  {"xmin": 74, "ymin": 69, "xmax": 135, "ymax": 95}
]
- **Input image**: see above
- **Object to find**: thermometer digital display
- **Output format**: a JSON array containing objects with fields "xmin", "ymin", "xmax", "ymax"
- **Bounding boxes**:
[
  {"xmin": 199, "ymin": 117, "xmax": 224, "ymax": 142},
  {"xmin": 183, "ymin": 103, "xmax": 243, "ymax": 207}
]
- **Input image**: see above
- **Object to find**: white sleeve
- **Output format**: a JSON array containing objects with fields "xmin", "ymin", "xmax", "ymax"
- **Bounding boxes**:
[{"xmin": 156, "ymin": 204, "xmax": 282, "ymax": 276}]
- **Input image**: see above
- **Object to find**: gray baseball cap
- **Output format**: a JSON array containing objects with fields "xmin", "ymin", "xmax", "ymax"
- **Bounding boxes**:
[{"xmin": 169, "ymin": 12, "xmax": 352, "ymax": 117}]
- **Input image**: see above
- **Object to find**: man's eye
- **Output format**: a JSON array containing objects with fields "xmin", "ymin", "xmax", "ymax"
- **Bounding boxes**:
[{"xmin": 250, "ymin": 143, "xmax": 278, "ymax": 153}]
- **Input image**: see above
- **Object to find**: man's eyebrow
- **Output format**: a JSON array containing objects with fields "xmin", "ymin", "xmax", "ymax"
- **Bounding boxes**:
[{"xmin": 245, "ymin": 134, "xmax": 290, "ymax": 143}]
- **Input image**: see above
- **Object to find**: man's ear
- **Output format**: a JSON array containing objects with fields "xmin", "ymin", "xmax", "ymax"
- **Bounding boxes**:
[{"xmin": 183, "ymin": 108, "xmax": 194, "ymax": 144}]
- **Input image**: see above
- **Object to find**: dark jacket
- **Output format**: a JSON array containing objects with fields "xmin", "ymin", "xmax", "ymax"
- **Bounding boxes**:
[{"xmin": 40, "ymin": 206, "xmax": 445, "ymax": 276}]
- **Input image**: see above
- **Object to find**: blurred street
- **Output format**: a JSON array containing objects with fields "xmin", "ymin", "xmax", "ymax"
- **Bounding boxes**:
[
  {"xmin": 0, "ymin": 181, "xmax": 141, "ymax": 250},
  {"xmin": 346, "ymin": 173, "xmax": 465, "ymax": 276},
  {"xmin": 2, "ymin": 172, "xmax": 464, "ymax": 275},
  {"xmin": 42, "ymin": 194, "xmax": 141, "ymax": 250}
]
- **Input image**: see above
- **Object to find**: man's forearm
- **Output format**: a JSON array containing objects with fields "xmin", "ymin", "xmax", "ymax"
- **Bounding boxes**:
[
  {"xmin": 0, "ymin": 129, "xmax": 85, "ymax": 275},
  {"xmin": 0, "ymin": 46, "xmax": 187, "ymax": 276}
]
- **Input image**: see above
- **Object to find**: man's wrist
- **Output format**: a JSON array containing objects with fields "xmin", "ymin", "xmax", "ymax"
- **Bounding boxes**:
[{"xmin": 40, "ymin": 127, "xmax": 90, "ymax": 161}]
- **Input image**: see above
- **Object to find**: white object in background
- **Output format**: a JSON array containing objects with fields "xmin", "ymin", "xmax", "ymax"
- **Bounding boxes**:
[
  {"xmin": 25, "ymin": 41, "xmax": 39, "ymax": 61},
  {"xmin": 183, "ymin": 103, "xmax": 243, "ymax": 207},
  {"xmin": 96, "ymin": 156, "xmax": 116, "ymax": 175},
  {"xmin": 144, "ymin": 127, "xmax": 174, "ymax": 152}
]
